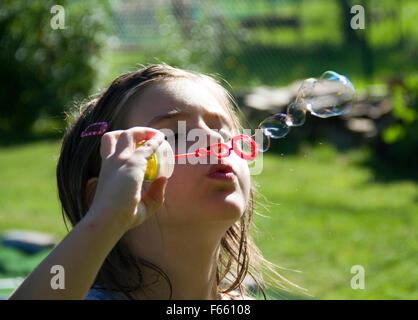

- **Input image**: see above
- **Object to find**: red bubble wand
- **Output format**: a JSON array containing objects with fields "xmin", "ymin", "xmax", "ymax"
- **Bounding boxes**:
[{"xmin": 173, "ymin": 134, "xmax": 259, "ymax": 161}]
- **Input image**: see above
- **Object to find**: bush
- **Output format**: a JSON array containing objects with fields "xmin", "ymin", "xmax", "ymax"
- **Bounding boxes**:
[
  {"xmin": 0, "ymin": 0, "xmax": 109, "ymax": 136},
  {"xmin": 378, "ymin": 74, "xmax": 418, "ymax": 167}
]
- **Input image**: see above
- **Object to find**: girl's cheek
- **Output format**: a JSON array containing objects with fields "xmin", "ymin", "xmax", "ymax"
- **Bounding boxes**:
[
  {"xmin": 234, "ymin": 158, "xmax": 251, "ymax": 196},
  {"xmin": 168, "ymin": 163, "xmax": 200, "ymax": 190}
]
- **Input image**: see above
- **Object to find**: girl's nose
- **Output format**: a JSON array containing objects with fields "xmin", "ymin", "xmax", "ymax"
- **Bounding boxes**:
[{"xmin": 202, "ymin": 126, "xmax": 227, "ymax": 151}]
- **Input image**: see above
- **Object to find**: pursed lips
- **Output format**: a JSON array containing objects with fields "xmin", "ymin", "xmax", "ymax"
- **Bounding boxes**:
[{"xmin": 206, "ymin": 163, "xmax": 236, "ymax": 181}]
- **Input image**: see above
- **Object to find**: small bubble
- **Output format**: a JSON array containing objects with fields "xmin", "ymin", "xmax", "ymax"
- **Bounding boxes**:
[
  {"xmin": 256, "ymin": 130, "xmax": 271, "ymax": 152},
  {"xmin": 286, "ymin": 101, "xmax": 306, "ymax": 127},
  {"xmin": 258, "ymin": 113, "xmax": 290, "ymax": 139}
]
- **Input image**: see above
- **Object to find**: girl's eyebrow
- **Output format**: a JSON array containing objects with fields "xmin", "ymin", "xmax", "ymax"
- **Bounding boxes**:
[
  {"xmin": 147, "ymin": 107, "xmax": 233, "ymax": 131},
  {"xmin": 146, "ymin": 109, "xmax": 186, "ymax": 127}
]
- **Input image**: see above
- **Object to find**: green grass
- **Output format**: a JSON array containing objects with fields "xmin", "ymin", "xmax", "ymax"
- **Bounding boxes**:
[
  {"xmin": 0, "ymin": 140, "xmax": 67, "ymax": 238},
  {"xmin": 252, "ymin": 143, "xmax": 418, "ymax": 299},
  {"xmin": 0, "ymin": 139, "xmax": 417, "ymax": 299}
]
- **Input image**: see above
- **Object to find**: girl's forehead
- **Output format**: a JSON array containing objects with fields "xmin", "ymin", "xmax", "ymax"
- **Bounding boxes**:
[{"xmin": 124, "ymin": 79, "xmax": 231, "ymax": 128}]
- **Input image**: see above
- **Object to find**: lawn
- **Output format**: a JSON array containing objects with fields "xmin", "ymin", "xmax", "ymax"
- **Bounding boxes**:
[
  {"xmin": 0, "ymin": 139, "xmax": 416, "ymax": 299},
  {"xmin": 251, "ymin": 143, "xmax": 418, "ymax": 299}
]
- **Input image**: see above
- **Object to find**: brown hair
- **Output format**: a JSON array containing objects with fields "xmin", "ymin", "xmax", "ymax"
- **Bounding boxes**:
[{"xmin": 56, "ymin": 64, "xmax": 300, "ymax": 299}]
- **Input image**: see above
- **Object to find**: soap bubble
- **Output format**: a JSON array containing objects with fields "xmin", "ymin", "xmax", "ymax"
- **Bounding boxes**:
[
  {"xmin": 286, "ymin": 100, "xmax": 306, "ymax": 127},
  {"xmin": 304, "ymin": 71, "xmax": 355, "ymax": 118},
  {"xmin": 254, "ymin": 130, "xmax": 270, "ymax": 152},
  {"xmin": 258, "ymin": 113, "xmax": 290, "ymax": 139},
  {"xmin": 252, "ymin": 129, "xmax": 271, "ymax": 152},
  {"xmin": 254, "ymin": 71, "xmax": 356, "ymax": 152},
  {"xmin": 260, "ymin": 132, "xmax": 271, "ymax": 152},
  {"xmin": 251, "ymin": 130, "xmax": 270, "ymax": 152},
  {"xmin": 297, "ymin": 77, "xmax": 317, "ymax": 98}
]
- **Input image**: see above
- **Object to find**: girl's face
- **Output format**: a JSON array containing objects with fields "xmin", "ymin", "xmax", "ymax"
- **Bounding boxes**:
[{"xmin": 123, "ymin": 79, "xmax": 251, "ymax": 226}]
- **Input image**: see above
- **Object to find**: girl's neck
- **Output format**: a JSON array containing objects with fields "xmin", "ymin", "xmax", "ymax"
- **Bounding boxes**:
[{"xmin": 125, "ymin": 217, "xmax": 230, "ymax": 300}]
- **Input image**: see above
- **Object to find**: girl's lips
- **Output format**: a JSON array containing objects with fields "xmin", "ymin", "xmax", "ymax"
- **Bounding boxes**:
[
  {"xmin": 207, "ymin": 164, "xmax": 236, "ymax": 181},
  {"xmin": 207, "ymin": 171, "xmax": 235, "ymax": 180}
]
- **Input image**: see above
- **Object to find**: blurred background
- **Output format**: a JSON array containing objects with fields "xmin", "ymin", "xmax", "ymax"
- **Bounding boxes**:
[{"xmin": 0, "ymin": 0, "xmax": 417, "ymax": 299}]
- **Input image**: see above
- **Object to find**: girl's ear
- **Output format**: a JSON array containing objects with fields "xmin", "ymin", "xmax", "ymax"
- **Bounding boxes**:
[{"xmin": 85, "ymin": 177, "xmax": 98, "ymax": 209}]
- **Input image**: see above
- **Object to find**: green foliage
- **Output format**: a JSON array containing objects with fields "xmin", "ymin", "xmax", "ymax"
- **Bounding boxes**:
[
  {"xmin": 101, "ymin": 0, "xmax": 417, "ymax": 91},
  {"xmin": 381, "ymin": 75, "xmax": 418, "ymax": 163},
  {"xmin": 0, "ymin": 0, "xmax": 109, "ymax": 135},
  {"xmin": 148, "ymin": 9, "xmax": 231, "ymax": 76}
]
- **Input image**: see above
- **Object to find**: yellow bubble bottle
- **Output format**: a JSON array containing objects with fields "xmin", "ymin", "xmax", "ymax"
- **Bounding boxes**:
[{"xmin": 135, "ymin": 140, "xmax": 175, "ymax": 181}]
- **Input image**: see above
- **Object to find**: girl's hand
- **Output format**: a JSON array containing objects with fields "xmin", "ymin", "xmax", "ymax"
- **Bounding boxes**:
[{"xmin": 87, "ymin": 127, "xmax": 168, "ymax": 231}]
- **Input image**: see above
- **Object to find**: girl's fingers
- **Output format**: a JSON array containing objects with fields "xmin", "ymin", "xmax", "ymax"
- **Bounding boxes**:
[
  {"xmin": 100, "ymin": 130, "xmax": 124, "ymax": 160},
  {"xmin": 132, "ymin": 134, "xmax": 164, "ymax": 160},
  {"xmin": 114, "ymin": 127, "xmax": 164, "ymax": 158},
  {"xmin": 135, "ymin": 177, "xmax": 168, "ymax": 226}
]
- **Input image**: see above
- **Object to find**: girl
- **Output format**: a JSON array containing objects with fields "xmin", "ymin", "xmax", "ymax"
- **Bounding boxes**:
[{"xmin": 9, "ymin": 64, "xmax": 294, "ymax": 300}]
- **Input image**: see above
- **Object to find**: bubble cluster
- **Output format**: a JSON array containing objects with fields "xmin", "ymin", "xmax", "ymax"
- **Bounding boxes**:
[{"xmin": 257, "ymin": 71, "xmax": 356, "ymax": 152}]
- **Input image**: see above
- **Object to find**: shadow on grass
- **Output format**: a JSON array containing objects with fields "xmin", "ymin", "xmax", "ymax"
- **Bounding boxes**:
[{"xmin": 360, "ymin": 153, "xmax": 418, "ymax": 183}]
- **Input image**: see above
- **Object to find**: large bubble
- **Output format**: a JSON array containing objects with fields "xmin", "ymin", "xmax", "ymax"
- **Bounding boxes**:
[{"xmin": 303, "ymin": 71, "xmax": 356, "ymax": 118}]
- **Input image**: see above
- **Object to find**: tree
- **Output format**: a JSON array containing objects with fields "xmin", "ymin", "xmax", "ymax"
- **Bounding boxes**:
[
  {"xmin": 0, "ymin": 0, "xmax": 109, "ymax": 135},
  {"xmin": 338, "ymin": 0, "xmax": 373, "ymax": 79}
]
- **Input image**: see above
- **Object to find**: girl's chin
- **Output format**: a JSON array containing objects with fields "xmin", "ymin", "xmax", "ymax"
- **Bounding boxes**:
[{"xmin": 203, "ymin": 193, "xmax": 245, "ymax": 219}]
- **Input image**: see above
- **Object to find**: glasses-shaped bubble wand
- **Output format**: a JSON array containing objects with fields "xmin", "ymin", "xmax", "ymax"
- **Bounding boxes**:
[
  {"xmin": 137, "ymin": 134, "xmax": 259, "ymax": 181},
  {"xmin": 173, "ymin": 134, "xmax": 258, "ymax": 161}
]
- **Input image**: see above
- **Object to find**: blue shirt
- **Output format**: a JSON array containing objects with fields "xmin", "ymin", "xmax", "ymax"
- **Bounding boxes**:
[
  {"xmin": 84, "ymin": 285, "xmax": 252, "ymax": 300},
  {"xmin": 85, "ymin": 287, "xmax": 125, "ymax": 300}
]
